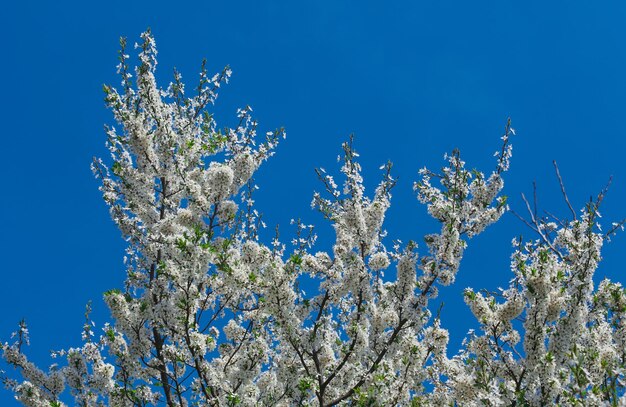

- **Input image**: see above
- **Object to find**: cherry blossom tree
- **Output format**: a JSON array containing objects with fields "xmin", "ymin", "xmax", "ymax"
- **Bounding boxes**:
[
  {"xmin": 2, "ymin": 30, "xmax": 625, "ymax": 407},
  {"xmin": 431, "ymin": 183, "xmax": 626, "ymax": 406}
]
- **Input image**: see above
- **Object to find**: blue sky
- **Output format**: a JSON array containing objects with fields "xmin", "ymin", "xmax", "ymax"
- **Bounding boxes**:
[{"xmin": 2, "ymin": 1, "xmax": 626, "ymax": 404}]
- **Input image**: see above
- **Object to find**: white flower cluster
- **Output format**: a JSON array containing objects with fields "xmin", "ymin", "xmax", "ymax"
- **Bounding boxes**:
[{"xmin": 436, "ymin": 205, "xmax": 626, "ymax": 406}]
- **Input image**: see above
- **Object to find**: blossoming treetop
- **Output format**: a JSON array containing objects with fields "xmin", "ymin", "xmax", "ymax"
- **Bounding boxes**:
[{"xmin": 2, "ymin": 30, "xmax": 625, "ymax": 407}]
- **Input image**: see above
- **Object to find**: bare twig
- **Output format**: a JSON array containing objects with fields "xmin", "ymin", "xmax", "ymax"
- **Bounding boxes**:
[
  {"xmin": 553, "ymin": 160, "xmax": 577, "ymax": 220},
  {"xmin": 532, "ymin": 181, "xmax": 538, "ymax": 221},
  {"xmin": 543, "ymin": 210, "xmax": 567, "ymax": 229},
  {"xmin": 516, "ymin": 193, "xmax": 565, "ymax": 262},
  {"xmin": 595, "ymin": 175, "xmax": 613, "ymax": 209},
  {"xmin": 605, "ymin": 218, "xmax": 626, "ymax": 240}
]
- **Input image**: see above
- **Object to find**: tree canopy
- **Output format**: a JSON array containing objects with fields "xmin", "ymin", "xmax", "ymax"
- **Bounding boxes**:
[{"xmin": 2, "ymin": 31, "xmax": 626, "ymax": 407}]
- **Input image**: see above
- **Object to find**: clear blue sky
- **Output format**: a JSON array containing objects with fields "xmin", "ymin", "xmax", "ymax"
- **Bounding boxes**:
[{"xmin": 2, "ymin": 1, "xmax": 626, "ymax": 405}]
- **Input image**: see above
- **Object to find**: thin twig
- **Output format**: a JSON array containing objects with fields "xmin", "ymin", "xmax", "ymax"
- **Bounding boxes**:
[
  {"xmin": 543, "ymin": 210, "xmax": 567, "ymax": 229},
  {"xmin": 532, "ymin": 181, "xmax": 538, "ymax": 221},
  {"xmin": 553, "ymin": 160, "xmax": 577, "ymax": 220},
  {"xmin": 604, "ymin": 218, "xmax": 626, "ymax": 240},
  {"xmin": 511, "ymin": 209, "xmax": 537, "ymax": 233},
  {"xmin": 595, "ymin": 175, "xmax": 613, "ymax": 209}
]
